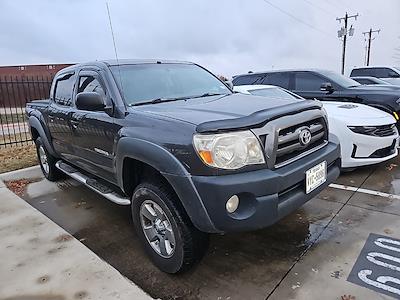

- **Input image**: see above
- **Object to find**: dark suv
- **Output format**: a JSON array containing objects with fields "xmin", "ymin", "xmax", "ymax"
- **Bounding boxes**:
[{"xmin": 233, "ymin": 69, "xmax": 400, "ymax": 124}]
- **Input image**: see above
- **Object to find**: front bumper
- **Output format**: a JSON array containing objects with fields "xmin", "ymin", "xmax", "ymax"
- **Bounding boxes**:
[
  {"xmin": 187, "ymin": 141, "xmax": 340, "ymax": 232},
  {"xmin": 340, "ymin": 127, "xmax": 398, "ymax": 168}
]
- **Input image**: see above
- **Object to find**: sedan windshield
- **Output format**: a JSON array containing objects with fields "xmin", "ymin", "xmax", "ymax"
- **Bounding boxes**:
[
  {"xmin": 249, "ymin": 87, "xmax": 302, "ymax": 100},
  {"xmin": 110, "ymin": 63, "xmax": 231, "ymax": 106},
  {"xmin": 319, "ymin": 70, "xmax": 361, "ymax": 88}
]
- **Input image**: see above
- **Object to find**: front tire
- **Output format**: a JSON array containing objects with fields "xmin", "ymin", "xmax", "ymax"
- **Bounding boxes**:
[
  {"xmin": 35, "ymin": 137, "xmax": 62, "ymax": 181},
  {"xmin": 131, "ymin": 181, "xmax": 209, "ymax": 273}
]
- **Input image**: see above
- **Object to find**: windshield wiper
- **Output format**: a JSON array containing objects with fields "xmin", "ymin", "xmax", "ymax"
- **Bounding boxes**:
[
  {"xmin": 130, "ymin": 93, "xmax": 228, "ymax": 106},
  {"xmin": 130, "ymin": 96, "xmax": 190, "ymax": 107},
  {"xmin": 191, "ymin": 92, "xmax": 229, "ymax": 99}
]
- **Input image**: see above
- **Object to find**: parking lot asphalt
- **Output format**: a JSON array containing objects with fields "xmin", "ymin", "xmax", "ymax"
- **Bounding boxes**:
[{"xmin": 5, "ymin": 156, "xmax": 400, "ymax": 300}]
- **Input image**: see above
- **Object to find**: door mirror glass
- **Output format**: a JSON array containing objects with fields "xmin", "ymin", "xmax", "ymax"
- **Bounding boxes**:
[
  {"xmin": 76, "ymin": 92, "xmax": 106, "ymax": 111},
  {"xmin": 388, "ymin": 71, "xmax": 400, "ymax": 78},
  {"xmin": 320, "ymin": 82, "xmax": 334, "ymax": 93}
]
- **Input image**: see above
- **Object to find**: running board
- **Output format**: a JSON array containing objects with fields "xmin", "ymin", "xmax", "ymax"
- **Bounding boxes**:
[{"xmin": 55, "ymin": 161, "xmax": 131, "ymax": 205}]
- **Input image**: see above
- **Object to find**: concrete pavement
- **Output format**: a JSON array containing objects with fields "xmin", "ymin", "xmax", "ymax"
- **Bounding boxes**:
[
  {"xmin": 3, "ymin": 157, "xmax": 400, "ymax": 299},
  {"xmin": 0, "ymin": 169, "xmax": 152, "ymax": 300}
]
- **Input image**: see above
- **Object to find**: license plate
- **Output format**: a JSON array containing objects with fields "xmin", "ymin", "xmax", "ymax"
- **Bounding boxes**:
[{"xmin": 306, "ymin": 161, "xmax": 327, "ymax": 194}]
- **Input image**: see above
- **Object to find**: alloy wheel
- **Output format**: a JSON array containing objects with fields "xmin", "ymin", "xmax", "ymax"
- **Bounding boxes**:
[
  {"xmin": 38, "ymin": 145, "xmax": 49, "ymax": 175},
  {"xmin": 140, "ymin": 199, "xmax": 176, "ymax": 258}
]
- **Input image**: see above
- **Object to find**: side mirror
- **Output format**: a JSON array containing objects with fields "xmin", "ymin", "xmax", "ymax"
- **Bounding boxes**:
[
  {"xmin": 388, "ymin": 71, "xmax": 400, "ymax": 78},
  {"xmin": 76, "ymin": 92, "xmax": 106, "ymax": 111},
  {"xmin": 320, "ymin": 82, "xmax": 334, "ymax": 94},
  {"xmin": 224, "ymin": 80, "xmax": 234, "ymax": 90}
]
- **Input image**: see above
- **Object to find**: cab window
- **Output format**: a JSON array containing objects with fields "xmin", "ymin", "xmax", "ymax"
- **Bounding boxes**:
[
  {"xmin": 294, "ymin": 72, "xmax": 325, "ymax": 91},
  {"xmin": 78, "ymin": 75, "xmax": 106, "ymax": 100},
  {"xmin": 260, "ymin": 72, "xmax": 291, "ymax": 89},
  {"xmin": 54, "ymin": 73, "xmax": 75, "ymax": 106}
]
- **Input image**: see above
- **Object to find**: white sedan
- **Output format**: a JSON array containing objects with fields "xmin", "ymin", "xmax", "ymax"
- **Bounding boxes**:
[{"xmin": 234, "ymin": 85, "xmax": 399, "ymax": 169}]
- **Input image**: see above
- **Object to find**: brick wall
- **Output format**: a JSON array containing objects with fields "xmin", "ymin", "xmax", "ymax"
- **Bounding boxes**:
[{"xmin": 0, "ymin": 63, "xmax": 74, "ymax": 108}]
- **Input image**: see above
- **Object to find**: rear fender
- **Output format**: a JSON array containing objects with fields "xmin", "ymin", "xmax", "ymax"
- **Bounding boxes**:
[{"xmin": 28, "ymin": 116, "xmax": 57, "ymax": 157}]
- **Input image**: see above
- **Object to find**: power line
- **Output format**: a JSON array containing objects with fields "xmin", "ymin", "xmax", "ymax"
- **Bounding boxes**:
[
  {"xmin": 323, "ymin": 0, "xmax": 344, "ymax": 11},
  {"xmin": 261, "ymin": 0, "xmax": 335, "ymax": 39},
  {"xmin": 362, "ymin": 28, "xmax": 380, "ymax": 66},
  {"xmin": 300, "ymin": 0, "xmax": 336, "ymax": 17}
]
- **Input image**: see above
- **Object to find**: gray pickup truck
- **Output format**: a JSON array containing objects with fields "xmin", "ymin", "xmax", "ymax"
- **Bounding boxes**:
[{"xmin": 26, "ymin": 60, "xmax": 340, "ymax": 273}]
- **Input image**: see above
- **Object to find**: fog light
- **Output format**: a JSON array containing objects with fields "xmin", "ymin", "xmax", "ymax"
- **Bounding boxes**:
[{"xmin": 226, "ymin": 195, "xmax": 239, "ymax": 213}]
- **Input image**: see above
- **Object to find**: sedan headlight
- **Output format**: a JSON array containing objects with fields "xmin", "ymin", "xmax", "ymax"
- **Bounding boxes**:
[{"xmin": 193, "ymin": 130, "xmax": 265, "ymax": 169}]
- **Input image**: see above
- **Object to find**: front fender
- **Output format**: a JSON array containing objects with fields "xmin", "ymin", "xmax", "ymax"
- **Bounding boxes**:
[{"xmin": 115, "ymin": 137, "xmax": 217, "ymax": 232}]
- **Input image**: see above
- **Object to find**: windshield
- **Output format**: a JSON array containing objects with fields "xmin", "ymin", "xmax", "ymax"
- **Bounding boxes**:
[
  {"xmin": 249, "ymin": 87, "xmax": 302, "ymax": 100},
  {"xmin": 319, "ymin": 70, "xmax": 361, "ymax": 88},
  {"xmin": 110, "ymin": 63, "xmax": 231, "ymax": 106}
]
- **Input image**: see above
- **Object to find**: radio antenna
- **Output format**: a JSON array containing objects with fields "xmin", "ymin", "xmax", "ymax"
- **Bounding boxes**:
[{"xmin": 105, "ymin": 2, "xmax": 125, "ymax": 96}]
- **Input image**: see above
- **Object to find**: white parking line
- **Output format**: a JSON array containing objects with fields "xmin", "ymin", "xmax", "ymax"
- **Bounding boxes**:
[{"xmin": 329, "ymin": 183, "xmax": 400, "ymax": 200}]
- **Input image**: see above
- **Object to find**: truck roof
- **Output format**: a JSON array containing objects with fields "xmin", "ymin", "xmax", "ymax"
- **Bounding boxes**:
[
  {"xmin": 351, "ymin": 66, "xmax": 399, "ymax": 70},
  {"xmin": 58, "ymin": 59, "xmax": 194, "ymax": 73},
  {"xmin": 233, "ymin": 68, "xmax": 332, "ymax": 78}
]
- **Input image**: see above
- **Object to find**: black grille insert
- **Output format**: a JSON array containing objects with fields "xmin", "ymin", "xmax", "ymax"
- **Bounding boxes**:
[
  {"xmin": 348, "ymin": 124, "xmax": 397, "ymax": 137},
  {"xmin": 275, "ymin": 118, "xmax": 327, "ymax": 167}
]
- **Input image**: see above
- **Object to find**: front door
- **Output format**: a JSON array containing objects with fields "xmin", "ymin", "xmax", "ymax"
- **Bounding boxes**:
[
  {"xmin": 292, "ymin": 71, "xmax": 345, "ymax": 102},
  {"xmin": 69, "ymin": 71, "xmax": 118, "ymax": 183}
]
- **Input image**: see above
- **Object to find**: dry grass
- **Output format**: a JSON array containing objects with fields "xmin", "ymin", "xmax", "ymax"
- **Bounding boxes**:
[{"xmin": 0, "ymin": 143, "xmax": 38, "ymax": 173}]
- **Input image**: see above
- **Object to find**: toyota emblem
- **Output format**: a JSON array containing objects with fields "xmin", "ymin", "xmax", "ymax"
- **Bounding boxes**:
[{"xmin": 299, "ymin": 128, "xmax": 312, "ymax": 146}]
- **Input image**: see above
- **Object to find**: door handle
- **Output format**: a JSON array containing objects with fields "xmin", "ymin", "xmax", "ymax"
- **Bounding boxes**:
[{"xmin": 70, "ymin": 120, "xmax": 79, "ymax": 129}]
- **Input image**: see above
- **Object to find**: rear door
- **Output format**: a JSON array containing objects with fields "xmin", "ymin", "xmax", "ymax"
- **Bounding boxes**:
[
  {"xmin": 69, "ymin": 70, "xmax": 119, "ymax": 183},
  {"xmin": 47, "ymin": 72, "xmax": 76, "ymax": 157},
  {"xmin": 260, "ymin": 72, "xmax": 292, "ymax": 89}
]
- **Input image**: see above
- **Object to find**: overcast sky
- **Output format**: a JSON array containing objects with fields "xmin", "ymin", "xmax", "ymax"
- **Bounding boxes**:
[{"xmin": 0, "ymin": 0, "xmax": 399, "ymax": 77}]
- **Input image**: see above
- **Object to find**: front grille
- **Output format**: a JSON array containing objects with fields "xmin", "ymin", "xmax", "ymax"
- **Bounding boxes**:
[
  {"xmin": 348, "ymin": 124, "xmax": 397, "ymax": 137},
  {"xmin": 251, "ymin": 109, "xmax": 329, "ymax": 169},
  {"xmin": 275, "ymin": 118, "xmax": 328, "ymax": 167},
  {"xmin": 369, "ymin": 140, "xmax": 397, "ymax": 158}
]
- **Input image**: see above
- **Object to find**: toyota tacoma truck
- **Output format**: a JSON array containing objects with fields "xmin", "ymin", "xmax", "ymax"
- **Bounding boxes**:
[{"xmin": 26, "ymin": 60, "xmax": 340, "ymax": 273}]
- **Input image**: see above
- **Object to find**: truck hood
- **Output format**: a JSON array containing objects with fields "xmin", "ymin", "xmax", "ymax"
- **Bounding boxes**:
[
  {"xmin": 322, "ymin": 101, "xmax": 396, "ymax": 124},
  {"xmin": 132, "ymin": 93, "xmax": 322, "ymax": 133}
]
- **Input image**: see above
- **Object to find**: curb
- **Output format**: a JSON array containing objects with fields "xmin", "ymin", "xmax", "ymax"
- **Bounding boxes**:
[
  {"xmin": 0, "ymin": 165, "xmax": 41, "ymax": 181},
  {"xmin": 0, "ymin": 174, "xmax": 153, "ymax": 299}
]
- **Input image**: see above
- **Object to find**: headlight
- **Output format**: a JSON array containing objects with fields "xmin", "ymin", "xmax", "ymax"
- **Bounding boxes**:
[{"xmin": 193, "ymin": 130, "xmax": 265, "ymax": 169}]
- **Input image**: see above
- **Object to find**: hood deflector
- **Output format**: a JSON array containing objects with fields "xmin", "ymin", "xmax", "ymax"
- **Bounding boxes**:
[{"xmin": 196, "ymin": 100, "xmax": 322, "ymax": 133}]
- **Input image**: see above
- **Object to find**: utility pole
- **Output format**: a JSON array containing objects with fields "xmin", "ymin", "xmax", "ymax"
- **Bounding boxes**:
[
  {"xmin": 363, "ymin": 28, "xmax": 381, "ymax": 66},
  {"xmin": 336, "ymin": 13, "xmax": 359, "ymax": 75}
]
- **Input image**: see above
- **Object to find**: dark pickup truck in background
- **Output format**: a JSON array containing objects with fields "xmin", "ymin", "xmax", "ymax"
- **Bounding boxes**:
[
  {"xmin": 26, "ymin": 60, "xmax": 340, "ymax": 273},
  {"xmin": 233, "ymin": 69, "xmax": 400, "ymax": 125}
]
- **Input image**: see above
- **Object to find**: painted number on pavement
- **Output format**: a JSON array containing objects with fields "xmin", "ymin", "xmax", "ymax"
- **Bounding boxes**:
[{"xmin": 348, "ymin": 233, "xmax": 400, "ymax": 298}]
